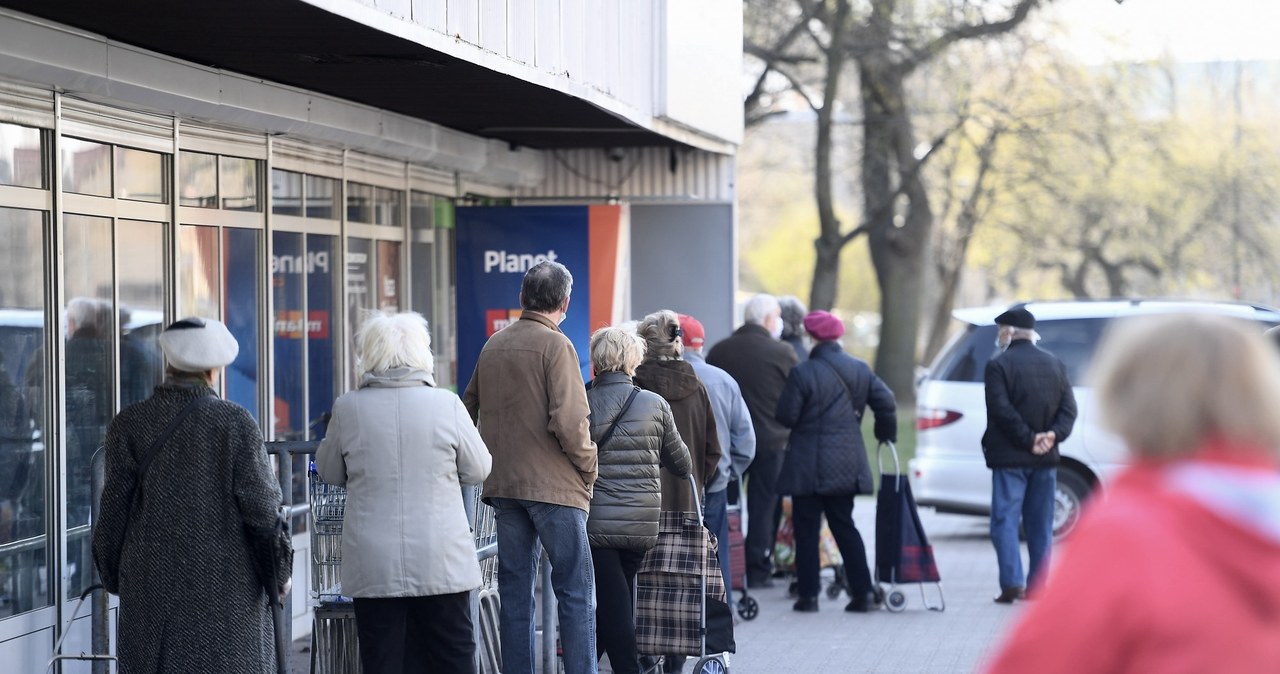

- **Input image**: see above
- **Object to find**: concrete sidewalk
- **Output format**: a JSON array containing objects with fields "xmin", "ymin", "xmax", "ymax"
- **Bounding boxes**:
[
  {"xmin": 290, "ymin": 501, "xmax": 1031, "ymax": 673},
  {"xmin": 718, "ymin": 502, "xmax": 1026, "ymax": 674}
]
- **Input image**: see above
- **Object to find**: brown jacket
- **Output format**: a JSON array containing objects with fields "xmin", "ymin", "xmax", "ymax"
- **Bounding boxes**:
[
  {"xmin": 463, "ymin": 312, "xmax": 597, "ymax": 512},
  {"xmin": 634, "ymin": 360, "xmax": 722, "ymax": 513}
]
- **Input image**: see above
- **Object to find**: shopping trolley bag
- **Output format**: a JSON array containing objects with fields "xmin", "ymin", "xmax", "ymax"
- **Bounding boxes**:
[
  {"xmin": 636, "ymin": 509, "xmax": 735, "ymax": 657},
  {"xmin": 874, "ymin": 442, "xmax": 944, "ymax": 612}
]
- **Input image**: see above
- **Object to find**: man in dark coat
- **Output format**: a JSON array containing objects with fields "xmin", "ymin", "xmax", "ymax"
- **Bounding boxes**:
[
  {"xmin": 982, "ymin": 306, "xmax": 1077, "ymax": 604},
  {"xmin": 707, "ymin": 294, "xmax": 798, "ymax": 588},
  {"xmin": 775, "ymin": 310, "xmax": 896, "ymax": 612}
]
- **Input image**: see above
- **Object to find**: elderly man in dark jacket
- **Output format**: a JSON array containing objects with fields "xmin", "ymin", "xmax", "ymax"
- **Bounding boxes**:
[
  {"xmin": 586, "ymin": 326, "xmax": 691, "ymax": 674},
  {"xmin": 775, "ymin": 310, "xmax": 896, "ymax": 613},
  {"xmin": 707, "ymin": 294, "xmax": 798, "ymax": 588},
  {"xmin": 983, "ymin": 306, "xmax": 1077, "ymax": 604}
]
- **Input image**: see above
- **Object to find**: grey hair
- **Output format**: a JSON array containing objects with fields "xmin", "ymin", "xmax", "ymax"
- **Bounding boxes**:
[
  {"xmin": 778, "ymin": 296, "xmax": 807, "ymax": 339},
  {"xmin": 638, "ymin": 309, "xmax": 683, "ymax": 361},
  {"xmin": 1009, "ymin": 327, "xmax": 1040, "ymax": 343},
  {"xmin": 355, "ymin": 311, "xmax": 435, "ymax": 378},
  {"xmin": 743, "ymin": 294, "xmax": 780, "ymax": 326},
  {"xmin": 520, "ymin": 261, "xmax": 573, "ymax": 313},
  {"xmin": 67, "ymin": 297, "xmax": 108, "ymax": 337},
  {"xmin": 590, "ymin": 326, "xmax": 645, "ymax": 376}
]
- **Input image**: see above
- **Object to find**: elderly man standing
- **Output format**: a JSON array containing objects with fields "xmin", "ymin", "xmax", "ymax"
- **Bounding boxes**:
[
  {"xmin": 678, "ymin": 313, "xmax": 756, "ymax": 602},
  {"xmin": 983, "ymin": 306, "xmax": 1077, "ymax": 604},
  {"xmin": 463, "ymin": 260, "xmax": 598, "ymax": 674},
  {"xmin": 707, "ymin": 294, "xmax": 798, "ymax": 588}
]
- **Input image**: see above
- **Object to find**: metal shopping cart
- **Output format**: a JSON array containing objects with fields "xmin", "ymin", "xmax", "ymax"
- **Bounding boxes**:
[{"xmin": 308, "ymin": 465, "xmax": 362, "ymax": 674}]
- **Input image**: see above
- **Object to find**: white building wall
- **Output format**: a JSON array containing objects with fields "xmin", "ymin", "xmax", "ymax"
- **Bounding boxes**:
[
  {"xmin": 517, "ymin": 148, "xmax": 735, "ymax": 202},
  {"xmin": 304, "ymin": 0, "xmax": 740, "ymax": 151}
]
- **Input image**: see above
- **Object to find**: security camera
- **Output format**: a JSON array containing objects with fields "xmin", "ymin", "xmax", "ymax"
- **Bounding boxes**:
[{"xmin": 606, "ymin": 147, "xmax": 626, "ymax": 162}]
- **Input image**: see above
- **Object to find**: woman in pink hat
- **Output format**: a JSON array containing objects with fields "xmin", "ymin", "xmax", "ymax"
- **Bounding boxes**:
[{"xmin": 774, "ymin": 310, "xmax": 898, "ymax": 613}]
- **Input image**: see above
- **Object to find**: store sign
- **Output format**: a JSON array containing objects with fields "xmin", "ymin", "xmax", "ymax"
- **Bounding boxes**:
[{"xmin": 456, "ymin": 206, "xmax": 625, "ymax": 392}]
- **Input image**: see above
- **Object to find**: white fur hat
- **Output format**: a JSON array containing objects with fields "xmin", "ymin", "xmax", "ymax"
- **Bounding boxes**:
[{"xmin": 158, "ymin": 317, "xmax": 239, "ymax": 372}]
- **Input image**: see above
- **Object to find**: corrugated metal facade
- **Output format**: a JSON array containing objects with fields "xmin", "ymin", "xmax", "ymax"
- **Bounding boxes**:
[{"xmin": 516, "ymin": 147, "xmax": 734, "ymax": 202}]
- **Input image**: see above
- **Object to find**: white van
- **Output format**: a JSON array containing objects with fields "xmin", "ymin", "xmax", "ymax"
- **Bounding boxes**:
[{"xmin": 909, "ymin": 299, "xmax": 1280, "ymax": 537}]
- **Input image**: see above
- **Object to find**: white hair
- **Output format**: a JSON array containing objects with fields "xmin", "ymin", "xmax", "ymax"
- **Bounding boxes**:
[
  {"xmin": 743, "ymin": 294, "xmax": 780, "ymax": 326},
  {"xmin": 591, "ymin": 326, "xmax": 645, "ymax": 376},
  {"xmin": 355, "ymin": 311, "xmax": 435, "ymax": 377}
]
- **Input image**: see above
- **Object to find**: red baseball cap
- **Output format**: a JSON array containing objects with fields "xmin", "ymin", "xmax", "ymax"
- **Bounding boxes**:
[{"xmin": 677, "ymin": 313, "xmax": 705, "ymax": 349}]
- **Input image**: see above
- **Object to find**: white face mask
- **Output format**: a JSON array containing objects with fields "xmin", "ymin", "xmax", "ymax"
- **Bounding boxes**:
[
  {"xmin": 995, "ymin": 328, "xmax": 1011, "ymax": 351},
  {"xmin": 558, "ymin": 310, "xmax": 567, "ymax": 326},
  {"xmin": 769, "ymin": 316, "xmax": 784, "ymax": 340}
]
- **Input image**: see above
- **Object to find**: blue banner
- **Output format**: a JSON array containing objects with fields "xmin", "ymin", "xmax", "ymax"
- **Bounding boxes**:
[{"xmin": 456, "ymin": 206, "xmax": 591, "ymax": 393}]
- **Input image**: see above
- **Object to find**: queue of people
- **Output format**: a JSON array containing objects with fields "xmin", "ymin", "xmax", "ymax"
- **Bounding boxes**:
[{"xmin": 91, "ymin": 253, "xmax": 1280, "ymax": 674}]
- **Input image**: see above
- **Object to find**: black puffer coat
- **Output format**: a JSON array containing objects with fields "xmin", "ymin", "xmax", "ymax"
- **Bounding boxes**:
[
  {"xmin": 586, "ymin": 372, "xmax": 692, "ymax": 551},
  {"xmin": 774, "ymin": 342, "xmax": 897, "ymax": 496}
]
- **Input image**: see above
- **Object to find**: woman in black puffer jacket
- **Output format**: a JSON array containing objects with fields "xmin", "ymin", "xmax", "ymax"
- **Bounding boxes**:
[{"xmin": 587, "ymin": 326, "xmax": 691, "ymax": 674}]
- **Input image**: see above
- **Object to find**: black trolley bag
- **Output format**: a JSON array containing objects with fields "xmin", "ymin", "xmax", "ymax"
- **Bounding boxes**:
[{"xmin": 874, "ymin": 441, "xmax": 945, "ymax": 612}]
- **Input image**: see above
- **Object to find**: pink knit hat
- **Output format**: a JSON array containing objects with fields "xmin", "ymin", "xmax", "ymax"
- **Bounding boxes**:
[{"xmin": 803, "ymin": 310, "xmax": 845, "ymax": 341}]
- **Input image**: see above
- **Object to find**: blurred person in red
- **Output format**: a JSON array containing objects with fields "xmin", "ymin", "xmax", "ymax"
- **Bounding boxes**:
[{"xmin": 984, "ymin": 313, "xmax": 1280, "ymax": 674}]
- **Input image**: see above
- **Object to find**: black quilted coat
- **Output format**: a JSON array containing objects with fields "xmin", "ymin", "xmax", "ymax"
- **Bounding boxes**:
[
  {"xmin": 586, "ymin": 371, "xmax": 691, "ymax": 551},
  {"xmin": 93, "ymin": 379, "xmax": 291, "ymax": 673},
  {"xmin": 774, "ymin": 342, "xmax": 897, "ymax": 496}
]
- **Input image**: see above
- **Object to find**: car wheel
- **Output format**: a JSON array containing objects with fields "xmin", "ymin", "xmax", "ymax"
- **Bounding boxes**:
[{"xmin": 1053, "ymin": 467, "xmax": 1091, "ymax": 538}]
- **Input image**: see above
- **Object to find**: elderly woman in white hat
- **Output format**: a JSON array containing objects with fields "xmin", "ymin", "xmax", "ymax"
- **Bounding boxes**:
[{"xmin": 94, "ymin": 317, "xmax": 293, "ymax": 674}]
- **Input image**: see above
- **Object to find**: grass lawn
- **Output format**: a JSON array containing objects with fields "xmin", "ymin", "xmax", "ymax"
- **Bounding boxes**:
[{"xmin": 862, "ymin": 412, "xmax": 917, "ymax": 493}]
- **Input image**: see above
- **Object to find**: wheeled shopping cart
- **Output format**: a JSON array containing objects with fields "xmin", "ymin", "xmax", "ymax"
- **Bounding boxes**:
[
  {"xmin": 308, "ymin": 465, "xmax": 362, "ymax": 674},
  {"xmin": 725, "ymin": 480, "xmax": 758, "ymax": 621},
  {"xmin": 636, "ymin": 474, "xmax": 735, "ymax": 674},
  {"xmin": 874, "ymin": 442, "xmax": 945, "ymax": 612}
]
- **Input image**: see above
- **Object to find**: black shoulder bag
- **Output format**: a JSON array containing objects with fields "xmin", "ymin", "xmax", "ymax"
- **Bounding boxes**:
[
  {"xmin": 596, "ymin": 386, "xmax": 641, "ymax": 451},
  {"xmin": 814, "ymin": 357, "xmax": 863, "ymax": 422}
]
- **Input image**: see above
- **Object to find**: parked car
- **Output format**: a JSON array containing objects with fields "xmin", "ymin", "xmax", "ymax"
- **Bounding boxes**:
[{"xmin": 910, "ymin": 299, "xmax": 1280, "ymax": 538}]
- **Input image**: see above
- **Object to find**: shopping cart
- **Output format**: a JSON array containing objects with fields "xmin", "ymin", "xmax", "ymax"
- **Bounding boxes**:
[
  {"xmin": 874, "ymin": 442, "xmax": 945, "ymax": 612},
  {"xmin": 308, "ymin": 465, "xmax": 362, "ymax": 674},
  {"xmin": 725, "ymin": 479, "xmax": 758, "ymax": 620}
]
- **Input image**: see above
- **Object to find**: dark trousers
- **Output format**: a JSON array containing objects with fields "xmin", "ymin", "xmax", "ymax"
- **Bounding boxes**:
[
  {"xmin": 793, "ymin": 494, "xmax": 873, "ymax": 600},
  {"xmin": 745, "ymin": 448, "xmax": 785, "ymax": 581},
  {"xmin": 353, "ymin": 592, "xmax": 476, "ymax": 674},
  {"xmin": 591, "ymin": 546, "xmax": 644, "ymax": 674}
]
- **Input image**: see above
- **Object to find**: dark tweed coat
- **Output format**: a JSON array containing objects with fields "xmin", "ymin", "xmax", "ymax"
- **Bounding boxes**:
[{"xmin": 93, "ymin": 380, "xmax": 290, "ymax": 673}]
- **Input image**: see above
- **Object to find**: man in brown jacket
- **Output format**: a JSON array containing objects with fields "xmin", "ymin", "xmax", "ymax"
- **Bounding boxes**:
[{"xmin": 463, "ymin": 260, "xmax": 598, "ymax": 674}]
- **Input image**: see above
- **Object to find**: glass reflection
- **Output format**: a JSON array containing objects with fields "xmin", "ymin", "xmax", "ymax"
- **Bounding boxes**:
[
  {"xmin": 346, "ymin": 182, "xmax": 373, "ymax": 223},
  {"xmin": 62, "ymin": 214, "xmax": 115, "ymax": 600},
  {"xmin": 115, "ymin": 147, "xmax": 166, "ymax": 203},
  {"xmin": 306, "ymin": 175, "xmax": 336, "ymax": 220},
  {"xmin": 221, "ymin": 156, "xmax": 259, "ymax": 211},
  {"xmin": 376, "ymin": 240, "xmax": 401, "ymax": 310},
  {"xmin": 178, "ymin": 225, "xmax": 221, "ymax": 321},
  {"xmin": 117, "ymin": 220, "xmax": 165, "ymax": 408},
  {"xmin": 346, "ymin": 238, "xmax": 372, "ymax": 387},
  {"xmin": 180, "ymin": 151, "xmax": 218, "ymax": 208},
  {"xmin": 61, "ymin": 138, "xmax": 111, "ymax": 197},
  {"xmin": 271, "ymin": 169, "xmax": 302, "ymax": 217},
  {"xmin": 0, "ymin": 123, "xmax": 44, "ymax": 189},
  {"xmin": 374, "ymin": 187, "xmax": 403, "ymax": 227},
  {"xmin": 0, "ymin": 207, "xmax": 49, "ymax": 618},
  {"xmin": 224, "ymin": 228, "xmax": 260, "ymax": 420}
]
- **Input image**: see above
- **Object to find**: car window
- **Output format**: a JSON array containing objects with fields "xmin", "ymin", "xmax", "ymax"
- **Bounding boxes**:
[
  {"xmin": 933, "ymin": 324, "xmax": 998, "ymax": 383},
  {"xmin": 1036, "ymin": 318, "xmax": 1107, "ymax": 384}
]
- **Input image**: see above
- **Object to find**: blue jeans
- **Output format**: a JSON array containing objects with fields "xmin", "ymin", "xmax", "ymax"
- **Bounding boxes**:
[
  {"xmin": 703, "ymin": 488, "xmax": 733, "ymax": 604},
  {"xmin": 492, "ymin": 498, "xmax": 597, "ymax": 674},
  {"xmin": 990, "ymin": 467, "xmax": 1056, "ymax": 591}
]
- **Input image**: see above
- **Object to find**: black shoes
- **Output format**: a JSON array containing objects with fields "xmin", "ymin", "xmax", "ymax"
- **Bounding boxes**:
[
  {"xmin": 845, "ymin": 588, "xmax": 885, "ymax": 613},
  {"xmin": 993, "ymin": 587, "xmax": 1026, "ymax": 604},
  {"xmin": 793, "ymin": 596, "xmax": 820, "ymax": 612}
]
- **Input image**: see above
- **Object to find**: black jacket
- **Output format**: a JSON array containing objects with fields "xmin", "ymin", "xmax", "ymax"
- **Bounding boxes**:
[
  {"xmin": 982, "ymin": 340, "xmax": 1078, "ymax": 469},
  {"xmin": 706, "ymin": 323, "xmax": 798, "ymax": 453},
  {"xmin": 774, "ymin": 341, "xmax": 896, "ymax": 496},
  {"xmin": 586, "ymin": 372, "xmax": 691, "ymax": 551}
]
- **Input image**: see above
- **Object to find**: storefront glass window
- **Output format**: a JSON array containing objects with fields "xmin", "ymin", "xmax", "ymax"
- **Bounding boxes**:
[
  {"xmin": 346, "ymin": 182, "xmax": 373, "ymax": 224},
  {"xmin": 220, "ymin": 156, "xmax": 259, "ymax": 211},
  {"xmin": 117, "ymin": 220, "xmax": 165, "ymax": 409},
  {"xmin": 374, "ymin": 187, "xmax": 402, "ymax": 227},
  {"xmin": 62, "ymin": 213, "xmax": 115, "ymax": 601},
  {"xmin": 178, "ymin": 225, "xmax": 221, "ymax": 320},
  {"xmin": 345, "ymin": 238, "xmax": 372, "ymax": 388},
  {"xmin": 271, "ymin": 169, "xmax": 302, "ymax": 217},
  {"xmin": 306, "ymin": 176, "xmax": 337, "ymax": 220},
  {"xmin": 376, "ymin": 240, "xmax": 401, "ymax": 311},
  {"xmin": 115, "ymin": 147, "xmax": 166, "ymax": 203},
  {"xmin": 0, "ymin": 123, "xmax": 44, "ymax": 189},
  {"xmin": 180, "ymin": 151, "xmax": 218, "ymax": 208},
  {"xmin": 223, "ymin": 228, "xmax": 260, "ymax": 419},
  {"xmin": 0, "ymin": 207, "xmax": 49, "ymax": 618},
  {"xmin": 61, "ymin": 138, "xmax": 111, "ymax": 197}
]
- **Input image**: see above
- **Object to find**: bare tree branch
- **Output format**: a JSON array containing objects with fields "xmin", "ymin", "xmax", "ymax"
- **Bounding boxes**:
[{"xmin": 900, "ymin": 0, "xmax": 1047, "ymax": 75}]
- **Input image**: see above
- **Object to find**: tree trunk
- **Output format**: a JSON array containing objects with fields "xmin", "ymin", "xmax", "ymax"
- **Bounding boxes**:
[{"xmin": 808, "ymin": 0, "xmax": 851, "ymax": 312}]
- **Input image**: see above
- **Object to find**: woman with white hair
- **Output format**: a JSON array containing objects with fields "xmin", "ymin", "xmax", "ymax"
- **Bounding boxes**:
[
  {"xmin": 586, "ymin": 326, "xmax": 690, "ymax": 674},
  {"xmin": 985, "ymin": 313, "xmax": 1280, "ymax": 673},
  {"xmin": 318, "ymin": 311, "xmax": 491, "ymax": 673},
  {"xmin": 94, "ymin": 317, "xmax": 293, "ymax": 673}
]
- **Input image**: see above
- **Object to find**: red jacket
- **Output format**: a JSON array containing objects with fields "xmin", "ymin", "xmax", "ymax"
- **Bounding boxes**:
[{"xmin": 985, "ymin": 450, "xmax": 1280, "ymax": 674}]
